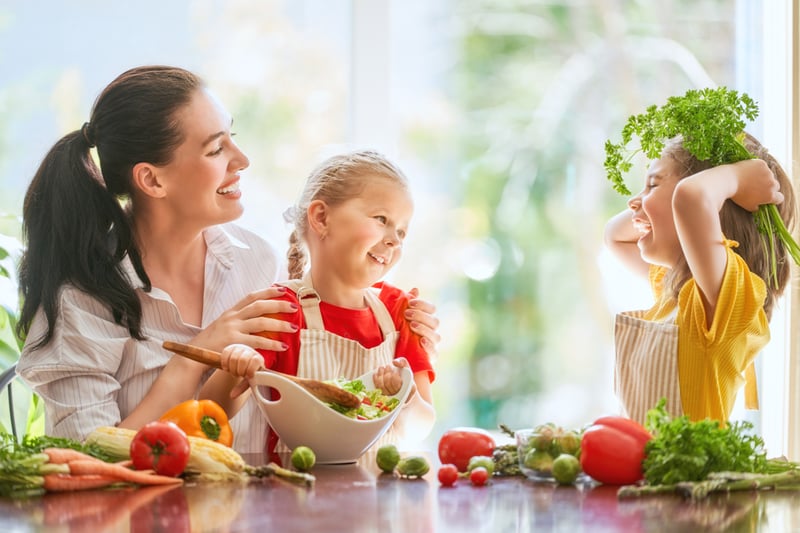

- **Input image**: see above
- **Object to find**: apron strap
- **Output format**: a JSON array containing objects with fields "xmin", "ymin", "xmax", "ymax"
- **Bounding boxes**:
[
  {"xmin": 363, "ymin": 288, "xmax": 397, "ymax": 338},
  {"xmin": 276, "ymin": 276, "xmax": 325, "ymax": 330}
]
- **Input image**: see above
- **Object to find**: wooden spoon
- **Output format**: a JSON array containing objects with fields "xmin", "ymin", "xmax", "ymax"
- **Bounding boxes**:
[{"xmin": 162, "ymin": 341, "xmax": 361, "ymax": 409}]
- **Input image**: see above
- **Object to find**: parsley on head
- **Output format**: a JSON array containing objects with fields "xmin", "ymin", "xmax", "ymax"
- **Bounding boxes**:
[{"xmin": 604, "ymin": 86, "xmax": 758, "ymax": 195}]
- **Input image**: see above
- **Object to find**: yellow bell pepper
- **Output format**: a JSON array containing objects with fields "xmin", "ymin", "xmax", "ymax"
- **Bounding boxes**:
[{"xmin": 160, "ymin": 399, "xmax": 234, "ymax": 447}]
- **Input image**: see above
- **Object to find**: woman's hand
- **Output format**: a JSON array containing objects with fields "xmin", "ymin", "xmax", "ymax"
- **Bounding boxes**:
[
  {"xmin": 189, "ymin": 286, "xmax": 297, "ymax": 353},
  {"xmin": 405, "ymin": 288, "xmax": 441, "ymax": 361}
]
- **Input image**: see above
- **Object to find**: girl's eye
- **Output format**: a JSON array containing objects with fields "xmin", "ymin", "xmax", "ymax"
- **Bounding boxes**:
[{"xmin": 375, "ymin": 216, "xmax": 387, "ymax": 224}]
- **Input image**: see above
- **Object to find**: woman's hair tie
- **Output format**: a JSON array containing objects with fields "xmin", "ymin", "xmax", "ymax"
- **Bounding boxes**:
[{"xmin": 81, "ymin": 122, "xmax": 95, "ymax": 148}]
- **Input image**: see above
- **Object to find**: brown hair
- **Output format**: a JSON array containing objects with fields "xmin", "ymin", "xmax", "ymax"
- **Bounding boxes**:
[
  {"xmin": 18, "ymin": 66, "xmax": 204, "ymax": 347},
  {"xmin": 284, "ymin": 150, "xmax": 409, "ymax": 279},
  {"xmin": 660, "ymin": 133, "xmax": 797, "ymax": 319}
]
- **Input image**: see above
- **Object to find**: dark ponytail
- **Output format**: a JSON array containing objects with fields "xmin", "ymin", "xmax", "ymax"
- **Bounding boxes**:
[{"xmin": 17, "ymin": 66, "xmax": 203, "ymax": 348}]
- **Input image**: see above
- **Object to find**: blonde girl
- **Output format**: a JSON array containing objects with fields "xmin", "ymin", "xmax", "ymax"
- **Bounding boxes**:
[{"xmin": 202, "ymin": 150, "xmax": 436, "ymax": 450}]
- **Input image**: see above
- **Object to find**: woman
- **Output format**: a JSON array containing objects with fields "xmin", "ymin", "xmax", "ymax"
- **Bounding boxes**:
[{"xmin": 15, "ymin": 66, "xmax": 440, "ymax": 452}]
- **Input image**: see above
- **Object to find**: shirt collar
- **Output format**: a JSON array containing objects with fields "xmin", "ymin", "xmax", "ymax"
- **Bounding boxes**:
[{"xmin": 121, "ymin": 224, "xmax": 248, "ymax": 289}]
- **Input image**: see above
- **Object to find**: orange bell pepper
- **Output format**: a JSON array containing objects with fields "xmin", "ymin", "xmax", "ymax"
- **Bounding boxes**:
[{"xmin": 159, "ymin": 399, "xmax": 234, "ymax": 447}]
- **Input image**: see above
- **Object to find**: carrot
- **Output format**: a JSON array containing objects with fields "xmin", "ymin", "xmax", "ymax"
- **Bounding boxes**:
[
  {"xmin": 66, "ymin": 459, "xmax": 183, "ymax": 485},
  {"xmin": 44, "ymin": 447, "xmax": 104, "ymax": 464},
  {"xmin": 43, "ymin": 473, "xmax": 121, "ymax": 491}
]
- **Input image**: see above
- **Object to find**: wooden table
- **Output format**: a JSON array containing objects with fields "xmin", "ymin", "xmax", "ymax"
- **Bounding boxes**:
[{"xmin": 1, "ymin": 451, "xmax": 799, "ymax": 532}]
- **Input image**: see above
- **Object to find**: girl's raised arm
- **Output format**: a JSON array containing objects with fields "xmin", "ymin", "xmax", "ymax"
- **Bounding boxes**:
[{"xmin": 604, "ymin": 209, "xmax": 650, "ymax": 278}]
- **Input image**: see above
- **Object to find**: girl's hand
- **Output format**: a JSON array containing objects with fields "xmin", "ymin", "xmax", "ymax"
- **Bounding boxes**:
[
  {"xmin": 372, "ymin": 358, "xmax": 410, "ymax": 396},
  {"xmin": 219, "ymin": 343, "xmax": 265, "ymax": 398},
  {"xmin": 189, "ymin": 286, "xmax": 297, "ymax": 354},
  {"xmin": 373, "ymin": 358, "xmax": 418, "ymax": 400},
  {"xmin": 405, "ymin": 288, "xmax": 441, "ymax": 361},
  {"xmin": 730, "ymin": 159, "xmax": 784, "ymax": 212}
]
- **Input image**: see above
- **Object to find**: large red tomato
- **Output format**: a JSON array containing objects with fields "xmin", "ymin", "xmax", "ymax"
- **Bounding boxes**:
[
  {"xmin": 438, "ymin": 427, "xmax": 496, "ymax": 472},
  {"xmin": 580, "ymin": 416, "xmax": 652, "ymax": 485},
  {"xmin": 130, "ymin": 421, "xmax": 191, "ymax": 477}
]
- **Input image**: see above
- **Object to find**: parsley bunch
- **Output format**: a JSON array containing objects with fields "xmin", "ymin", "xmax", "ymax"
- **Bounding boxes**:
[
  {"xmin": 641, "ymin": 399, "xmax": 768, "ymax": 486},
  {"xmin": 604, "ymin": 87, "xmax": 757, "ymax": 195},
  {"xmin": 604, "ymin": 87, "xmax": 800, "ymax": 284}
]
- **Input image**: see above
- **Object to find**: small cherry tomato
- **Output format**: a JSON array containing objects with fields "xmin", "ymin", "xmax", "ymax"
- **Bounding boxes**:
[
  {"xmin": 469, "ymin": 466, "xmax": 489, "ymax": 486},
  {"xmin": 130, "ymin": 421, "xmax": 191, "ymax": 477},
  {"xmin": 437, "ymin": 464, "xmax": 459, "ymax": 487}
]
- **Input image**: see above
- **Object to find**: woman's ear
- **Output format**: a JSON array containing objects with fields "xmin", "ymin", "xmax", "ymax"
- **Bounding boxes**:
[
  {"xmin": 307, "ymin": 200, "xmax": 329, "ymax": 238},
  {"xmin": 131, "ymin": 162, "xmax": 166, "ymax": 198}
]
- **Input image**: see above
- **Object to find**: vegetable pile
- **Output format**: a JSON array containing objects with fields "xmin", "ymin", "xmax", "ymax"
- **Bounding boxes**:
[
  {"xmin": 86, "ymin": 426, "xmax": 314, "ymax": 487},
  {"xmin": 616, "ymin": 399, "xmax": 800, "ymax": 500},
  {"xmin": 603, "ymin": 86, "xmax": 800, "ymax": 284},
  {"xmin": 0, "ymin": 434, "xmax": 182, "ymax": 498}
]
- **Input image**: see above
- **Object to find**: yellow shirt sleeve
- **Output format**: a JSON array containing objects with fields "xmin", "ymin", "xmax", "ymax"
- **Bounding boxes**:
[{"xmin": 675, "ymin": 241, "xmax": 769, "ymax": 421}]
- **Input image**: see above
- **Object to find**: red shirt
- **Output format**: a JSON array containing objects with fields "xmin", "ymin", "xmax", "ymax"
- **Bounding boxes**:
[{"xmin": 256, "ymin": 282, "xmax": 435, "ymax": 382}]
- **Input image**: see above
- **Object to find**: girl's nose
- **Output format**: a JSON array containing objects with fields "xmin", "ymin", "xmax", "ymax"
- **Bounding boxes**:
[
  {"xmin": 385, "ymin": 229, "xmax": 402, "ymax": 246},
  {"xmin": 627, "ymin": 194, "xmax": 641, "ymax": 211}
]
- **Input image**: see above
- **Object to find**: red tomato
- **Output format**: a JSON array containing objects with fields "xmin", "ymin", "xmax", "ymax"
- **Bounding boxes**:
[
  {"xmin": 130, "ymin": 421, "xmax": 191, "ymax": 477},
  {"xmin": 438, "ymin": 427, "xmax": 496, "ymax": 472},
  {"xmin": 469, "ymin": 466, "xmax": 489, "ymax": 486},
  {"xmin": 437, "ymin": 464, "xmax": 459, "ymax": 487},
  {"xmin": 580, "ymin": 416, "xmax": 652, "ymax": 485}
]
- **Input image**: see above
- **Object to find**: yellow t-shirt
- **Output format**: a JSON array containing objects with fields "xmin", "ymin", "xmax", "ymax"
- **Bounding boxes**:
[{"xmin": 644, "ymin": 240, "xmax": 768, "ymax": 422}]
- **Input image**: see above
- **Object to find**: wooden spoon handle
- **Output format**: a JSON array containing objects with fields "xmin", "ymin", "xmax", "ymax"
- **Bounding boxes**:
[
  {"xmin": 161, "ymin": 341, "xmax": 361, "ymax": 409},
  {"xmin": 162, "ymin": 341, "xmax": 223, "ymax": 368}
]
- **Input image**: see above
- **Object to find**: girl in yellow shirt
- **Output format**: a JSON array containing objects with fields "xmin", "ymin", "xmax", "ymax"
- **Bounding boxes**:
[{"xmin": 604, "ymin": 134, "xmax": 796, "ymax": 424}]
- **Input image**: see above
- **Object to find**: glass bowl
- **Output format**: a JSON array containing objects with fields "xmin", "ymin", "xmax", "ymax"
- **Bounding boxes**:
[{"xmin": 515, "ymin": 425, "xmax": 587, "ymax": 483}]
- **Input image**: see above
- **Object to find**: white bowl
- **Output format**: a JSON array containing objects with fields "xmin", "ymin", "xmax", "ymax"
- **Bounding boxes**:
[{"xmin": 249, "ymin": 366, "xmax": 413, "ymax": 464}]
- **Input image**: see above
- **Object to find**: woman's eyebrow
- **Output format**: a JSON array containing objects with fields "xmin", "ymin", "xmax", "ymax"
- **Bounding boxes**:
[
  {"xmin": 201, "ymin": 119, "xmax": 234, "ymax": 147},
  {"xmin": 201, "ymin": 131, "xmax": 225, "ymax": 147}
]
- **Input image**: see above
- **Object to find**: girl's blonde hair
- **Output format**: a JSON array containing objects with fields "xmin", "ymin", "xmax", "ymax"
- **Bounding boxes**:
[
  {"xmin": 284, "ymin": 150, "xmax": 409, "ymax": 279},
  {"xmin": 660, "ymin": 133, "xmax": 797, "ymax": 319}
]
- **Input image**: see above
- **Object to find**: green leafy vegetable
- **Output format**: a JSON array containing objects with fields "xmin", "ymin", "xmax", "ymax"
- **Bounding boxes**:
[
  {"xmin": 604, "ymin": 86, "xmax": 800, "ymax": 285},
  {"xmin": 641, "ymin": 399, "xmax": 768, "ymax": 485}
]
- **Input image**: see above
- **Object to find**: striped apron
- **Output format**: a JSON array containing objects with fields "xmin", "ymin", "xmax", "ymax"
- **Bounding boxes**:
[
  {"xmin": 614, "ymin": 309, "xmax": 683, "ymax": 425},
  {"xmin": 273, "ymin": 274, "xmax": 400, "ymax": 451}
]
